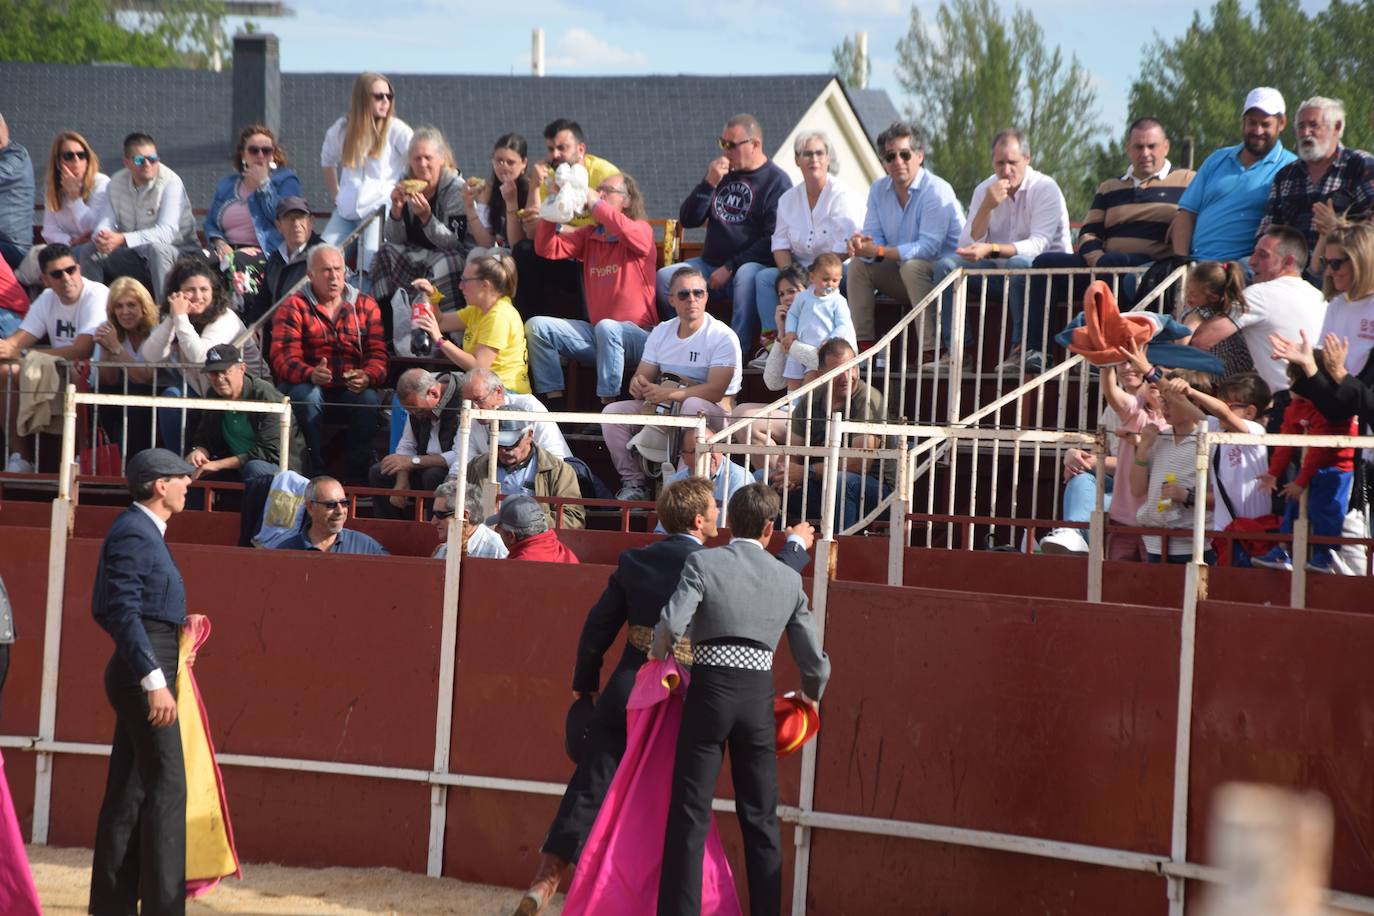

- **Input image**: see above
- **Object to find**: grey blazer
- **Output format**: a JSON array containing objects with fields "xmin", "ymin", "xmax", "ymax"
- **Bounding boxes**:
[{"xmin": 653, "ymin": 539, "xmax": 830, "ymax": 700}]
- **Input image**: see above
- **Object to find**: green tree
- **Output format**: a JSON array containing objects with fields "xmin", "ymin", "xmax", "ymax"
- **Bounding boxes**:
[
  {"xmin": 1127, "ymin": 0, "xmax": 1373, "ymax": 166},
  {"xmin": 832, "ymin": 35, "xmax": 872, "ymax": 90},
  {"xmin": 895, "ymin": 0, "xmax": 1103, "ymax": 216},
  {"xmin": 0, "ymin": 0, "xmax": 230, "ymax": 69}
]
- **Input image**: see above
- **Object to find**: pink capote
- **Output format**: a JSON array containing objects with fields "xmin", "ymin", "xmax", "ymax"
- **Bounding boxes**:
[
  {"xmin": 180, "ymin": 615, "xmax": 242, "ymax": 897},
  {"xmin": 562, "ymin": 658, "xmax": 742, "ymax": 916},
  {"xmin": 0, "ymin": 749, "xmax": 41, "ymax": 915}
]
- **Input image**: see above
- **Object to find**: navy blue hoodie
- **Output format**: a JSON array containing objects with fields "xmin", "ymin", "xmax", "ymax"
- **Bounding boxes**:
[{"xmin": 679, "ymin": 160, "xmax": 792, "ymax": 271}]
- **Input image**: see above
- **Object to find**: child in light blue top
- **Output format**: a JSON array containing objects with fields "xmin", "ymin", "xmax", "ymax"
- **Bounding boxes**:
[{"xmin": 781, "ymin": 253, "xmax": 856, "ymax": 385}]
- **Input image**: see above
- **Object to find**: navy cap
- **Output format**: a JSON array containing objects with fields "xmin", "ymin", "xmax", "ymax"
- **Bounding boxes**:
[
  {"xmin": 126, "ymin": 448, "xmax": 195, "ymax": 486},
  {"xmin": 203, "ymin": 343, "xmax": 242, "ymax": 371},
  {"xmin": 275, "ymin": 195, "xmax": 311, "ymax": 219}
]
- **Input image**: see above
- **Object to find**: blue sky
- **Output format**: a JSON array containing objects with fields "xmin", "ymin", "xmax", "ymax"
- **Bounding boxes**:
[{"xmin": 226, "ymin": 0, "xmax": 1319, "ymax": 137}]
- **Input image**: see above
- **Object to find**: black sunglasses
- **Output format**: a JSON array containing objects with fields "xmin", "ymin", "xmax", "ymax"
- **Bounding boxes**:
[
  {"xmin": 883, "ymin": 149, "xmax": 915, "ymax": 164},
  {"xmin": 245, "ymin": 145, "xmax": 274, "ymax": 156},
  {"xmin": 717, "ymin": 137, "xmax": 756, "ymax": 151},
  {"xmin": 430, "ymin": 508, "xmax": 456, "ymax": 520},
  {"xmin": 60, "ymin": 150, "xmax": 89, "ymax": 162},
  {"xmin": 47, "ymin": 264, "xmax": 79, "ymax": 279},
  {"xmin": 674, "ymin": 288, "xmax": 708, "ymax": 301},
  {"xmin": 372, "ymin": 91, "xmax": 394, "ymax": 101},
  {"xmin": 1321, "ymin": 256, "xmax": 1350, "ymax": 272},
  {"xmin": 312, "ymin": 498, "xmax": 348, "ymax": 510}
]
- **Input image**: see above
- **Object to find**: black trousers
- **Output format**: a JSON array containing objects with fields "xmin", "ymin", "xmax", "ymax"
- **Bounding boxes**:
[
  {"xmin": 658, "ymin": 664, "xmax": 779, "ymax": 916},
  {"xmin": 89, "ymin": 620, "xmax": 186, "ymax": 916},
  {"xmin": 540, "ymin": 647, "xmax": 643, "ymax": 861},
  {"xmin": 511, "ymin": 238, "xmax": 585, "ymax": 321}
]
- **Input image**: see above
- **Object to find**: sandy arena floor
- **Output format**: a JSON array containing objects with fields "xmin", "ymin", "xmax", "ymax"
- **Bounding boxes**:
[{"xmin": 27, "ymin": 845, "xmax": 564, "ymax": 915}]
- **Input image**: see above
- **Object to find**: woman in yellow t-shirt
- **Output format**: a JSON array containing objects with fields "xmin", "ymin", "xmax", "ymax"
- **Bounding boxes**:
[{"xmin": 412, "ymin": 251, "xmax": 531, "ymax": 393}]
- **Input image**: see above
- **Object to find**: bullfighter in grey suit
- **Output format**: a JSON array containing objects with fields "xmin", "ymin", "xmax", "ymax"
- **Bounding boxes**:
[{"xmin": 652, "ymin": 483, "xmax": 830, "ymax": 916}]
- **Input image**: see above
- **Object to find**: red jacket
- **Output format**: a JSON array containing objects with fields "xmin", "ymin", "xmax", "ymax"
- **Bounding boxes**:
[
  {"xmin": 1267, "ymin": 395, "xmax": 1356, "ymax": 487},
  {"xmin": 0, "ymin": 256, "xmax": 27, "ymax": 316},
  {"xmin": 270, "ymin": 285, "xmax": 388, "ymax": 388},
  {"xmin": 535, "ymin": 200, "xmax": 657, "ymax": 328},
  {"xmin": 507, "ymin": 529, "xmax": 580, "ymax": 564}
]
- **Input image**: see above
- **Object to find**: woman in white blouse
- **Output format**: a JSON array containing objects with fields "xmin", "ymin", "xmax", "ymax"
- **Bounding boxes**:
[
  {"xmin": 142, "ymin": 257, "xmax": 265, "ymax": 450},
  {"xmin": 320, "ymin": 71, "xmax": 413, "ymax": 289},
  {"xmin": 751, "ymin": 130, "xmax": 863, "ymax": 360},
  {"xmin": 15, "ymin": 131, "xmax": 109, "ymax": 285}
]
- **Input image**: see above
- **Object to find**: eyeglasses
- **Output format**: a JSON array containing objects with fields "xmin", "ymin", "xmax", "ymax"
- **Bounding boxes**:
[
  {"xmin": 1322, "ymin": 256, "xmax": 1350, "ymax": 271},
  {"xmin": 717, "ymin": 137, "xmax": 756, "ymax": 151},
  {"xmin": 131, "ymin": 154, "xmax": 159, "ymax": 166},
  {"xmin": 312, "ymin": 499, "xmax": 348, "ymax": 510},
  {"xmin": 798, "ymin": 149, "xmax": 827, "ymax": 159},
  {"xmin": 458, "ymin": 274, "xmax": 481, "ymax": 285},
  {"xmin": 598, "ymin": 185, "xmax": 626, "ymax": 196},
  {"xmin": 60, "ymin": 150, "xmax": 89, "ymax": 162},
  {"xmin": 430, "ymin": 508, "xmax": 456, "ymax": 520},
  {"xmin": 674, "ymin": 288, "xmax": 708, "ymax": 301},
  {"xmin": 246, "ymin": 145, "xmax": 274, "ymax": 156},
  {"xmin": 372, "ymin": 91, "xmax": 394, "ymax": 101},
  {"xmin": 47, "ymin": 264, "xmax": 79, "ymax": 279},
  {"xmin": 883, "ymin": 149, "xmax": 915, "ymax": 164}
]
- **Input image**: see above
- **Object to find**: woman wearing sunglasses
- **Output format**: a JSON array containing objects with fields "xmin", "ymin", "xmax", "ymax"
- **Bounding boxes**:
[
  {"xmin": 15, "ymin": 131, "xmax": 110, "ymax": 285},
  {"xmin": 204, "ymin": 125, "xmax": 301, "ymax": 272},
  {"xmin": 320, "ymin": 72, "xmax": 413, "ymax": 290}
]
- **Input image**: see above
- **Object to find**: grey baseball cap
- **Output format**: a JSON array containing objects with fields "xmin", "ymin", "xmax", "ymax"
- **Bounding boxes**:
[
  {"xmin": 488, "ymin": 494, "xmax": 546, "ymax": 531},
  {"xmin": 493, "ymin": 404, "xmax": 533, "ymax": 448}
]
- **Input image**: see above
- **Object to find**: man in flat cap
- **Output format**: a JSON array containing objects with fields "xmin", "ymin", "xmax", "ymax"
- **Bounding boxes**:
[
  {"xmin": 492, "ymin": 493, "xmax": 579, "ymax": 564},
  {"xmin": 90, "ymin": 447, "xmax": 196, "ymax": 916}
]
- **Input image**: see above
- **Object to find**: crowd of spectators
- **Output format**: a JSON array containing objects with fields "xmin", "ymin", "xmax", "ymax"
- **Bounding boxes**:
[{"xmin": 0, "ymin": 79, "xmax": 1370, "ymax": 572}]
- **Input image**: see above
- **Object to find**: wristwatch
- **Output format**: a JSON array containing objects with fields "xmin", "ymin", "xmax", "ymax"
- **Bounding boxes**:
[{"xmin": 410, "ymin": 456, "xmax": 422, "ymax": 468}]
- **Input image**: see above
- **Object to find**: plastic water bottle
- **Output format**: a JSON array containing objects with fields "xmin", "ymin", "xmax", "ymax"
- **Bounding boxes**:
[{"xmin": 410, "ymin": 293, "xmax": 433, "ymax": 358}]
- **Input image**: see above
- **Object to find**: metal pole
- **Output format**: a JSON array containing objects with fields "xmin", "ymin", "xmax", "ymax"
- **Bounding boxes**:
[
  {"xmin": 1087, "ymin": 426, "xmax": 1107, "ymax": 603},
  {"xmin": 426, "ymin": 400, "xmax": 472, "ymax": 877},
  {"xmin": 886, "ymin": 437, "xmax": 910, "ymax": 587}
]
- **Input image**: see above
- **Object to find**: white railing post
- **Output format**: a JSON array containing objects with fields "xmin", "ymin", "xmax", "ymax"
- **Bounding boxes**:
[
  {"xmin": 1087, "ymin": 425, "xmax": 1107, "ymax": 604},
  {"xmin": 887, "ymin": 438, "xmax": 911, "ymax": 587},
  {"xmin": 276, "ymin": 396, "xmax": 292, "ymax": 474},
  {"xmin": 1290, "ymin": 490, "xmax": 1310, "ymax": 609}
]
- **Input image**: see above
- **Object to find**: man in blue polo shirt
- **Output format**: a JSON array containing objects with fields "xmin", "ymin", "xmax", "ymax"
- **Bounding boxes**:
[
  {"xmin": 281, "ymin": 475, "xmax": 389, "ymax": 555},
  {"xmin": 1170, "ymin": 87, "xmax": 1297, "ymax": 268}
]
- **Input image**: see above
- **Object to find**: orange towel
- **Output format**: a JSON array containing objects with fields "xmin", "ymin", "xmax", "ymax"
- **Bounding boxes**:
[{"xmin": 1069, "ymin": 281, "xmax": 1157, "ymax": 365}]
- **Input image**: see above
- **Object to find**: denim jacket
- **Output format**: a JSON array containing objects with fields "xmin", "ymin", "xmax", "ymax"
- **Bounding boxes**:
[{"xmin": 203, "ymin": 167, "xmax": 302, "ymax": 253}]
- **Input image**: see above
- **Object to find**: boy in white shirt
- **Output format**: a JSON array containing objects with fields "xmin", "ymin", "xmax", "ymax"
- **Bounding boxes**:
[
  {"xmin": 779, "ymin": 253, "xmax": 857, "ymax": 386},
  {"xmin": 0, "ymin": 244, "xmax": 107, "ymax": 471}
]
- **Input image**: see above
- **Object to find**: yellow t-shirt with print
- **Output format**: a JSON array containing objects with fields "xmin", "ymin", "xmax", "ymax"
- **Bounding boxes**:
[{"xmin": 458, "ymin": 296, "xmax": 530, "ymax": 394}]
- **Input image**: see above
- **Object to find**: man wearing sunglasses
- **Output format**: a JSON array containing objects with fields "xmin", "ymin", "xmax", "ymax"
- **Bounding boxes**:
[
  {"xmin": 0, "ymin": 243, "xmax": 105, "ymax": 472},
  {"xmin": 847, "ymin": 120, "xmax": 964, "ymax": 352},
  {"xmin": 280, "ymin": 475, "xmax": 389, "ymax": 554},
  {"xmin": 82, "ymin": 132, "xmax": 198, "ymax": 301},
  {"xmin": 0, "ymin": 112, "xmax": 34, "ymax": 271},
  {"xmin": 656, "ymin": 114, "xmax": 792, "ymax": 353}
]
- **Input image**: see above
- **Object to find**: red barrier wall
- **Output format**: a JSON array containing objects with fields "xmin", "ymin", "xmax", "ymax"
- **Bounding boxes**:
[{"xmin": 2, "ymin": 520, "xmax": 1374, "ymax": 913}]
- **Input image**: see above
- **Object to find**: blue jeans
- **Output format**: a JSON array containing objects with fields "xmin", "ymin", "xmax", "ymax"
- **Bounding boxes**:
[
  {"xmin": 185, "ymin": 458, "xmax": 279, "ymax": 509},
  {"xmin": 1278, "ymin": 465, "xmax": 1352, "ymax": 564},
  {"xmin": 0, "ymin": 308, "xmax": 22, "ymax": 338},
  {"xmin": 933, "ymin": 255, "xmax": 1033, "ymax": 350},
  {"xmin": 790, "ymin": 472, "xmax": 890, "ymax": 530},
  {"xmin": 754, "ymin": 261, "xmax": 850, "ymax": 335},
  {"xmin": 526, "ymin": 317, "xmax": 649, "ymax": 399},
  {"xmin": 656, "ymin": 257, "xmax": 765, "ymax": 351},
  {"xmin": 1062, "ymin": 470, "xmax": 1113, "ymax": 524},
  {"xmin": 279, "ymin": 382, "xmax": 381, "ymax": 482},
  {"xmin": 155, "ymin": 384, "xmax": 196, "ymax": 454},
  {"xmin": 1027, "ymin": 251, "xmax": 1151, "ymax": 353},
  {"xmin": 322, "ymin": 211, "xmax": 382, "ymax": 290}
]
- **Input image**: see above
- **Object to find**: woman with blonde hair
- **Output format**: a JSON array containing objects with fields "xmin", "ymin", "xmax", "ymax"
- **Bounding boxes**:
[
  {"xmin": 370, "ymin": 126, "xmax": 471, "ymax": 314},
  {"xmin": 15, "ymin": 131, "xmax": 110, "ymax": 286},
  {"xmin": 92, "ymin": 276, "xmax": 159, "ymax": 456},
  {"xmin": 319, "ymin": 72, "xmax": 413, "ymax": 287},
  {"xmin": 412, "ymin": 251, "xmax": 530, "ymax": 393}
]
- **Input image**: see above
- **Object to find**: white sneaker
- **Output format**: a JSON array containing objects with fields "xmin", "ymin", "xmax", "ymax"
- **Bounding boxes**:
[
  {"xmin": 5, "ymin": 452, "xmax": 33, "ymax": 473},
  {"xmin": 616, "ymin": 483, "xmax": 652, "ymax": 502},
  {"xmin": 1039, "ymin": 527, "xmax": 1088, "ymax": 555},
  {"xmin": 747, "ymin": 349, "xmax": 770, "ymax": 370}
]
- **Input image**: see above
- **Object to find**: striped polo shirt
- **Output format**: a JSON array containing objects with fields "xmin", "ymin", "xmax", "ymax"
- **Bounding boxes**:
[{"xmin": 1077, "ymin": 163, "xmax": 1195, "ymax": 263}]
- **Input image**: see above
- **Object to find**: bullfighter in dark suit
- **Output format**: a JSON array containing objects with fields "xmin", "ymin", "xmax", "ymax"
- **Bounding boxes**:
[
  {"xmin": 653, "ymin": 483, "xmax": 830, "ymax": 916},
  {"xmin": 513, "ymin": 476, "xmax": 814, "ymax": 915},
  {"xmin": 89, "ymin": 447, "xmax": 196, "ymax": 916}
]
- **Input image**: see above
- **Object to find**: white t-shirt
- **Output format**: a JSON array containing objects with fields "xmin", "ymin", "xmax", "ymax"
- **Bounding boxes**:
[
  {"xmin": 20, "ymin": 281, "xmax": 107, "ymax": 347},
  {"xmin": 1207, "ymin": 416, "xmax": 1269, "ymax": 530},
  {"xmin": 1231, "ymin": 275, "xmax": 1327, "ymax": 393},
  {"xmin": 1318, "ymin": 291, "xmax": 1374, "ymax": 376},
  {"xmin": 320, "ymin": 116, "xmax": 413, "ymax": 220},
  {"xmin": 641, "ymin": 313, "xmax": 742, "ymax": 396}
]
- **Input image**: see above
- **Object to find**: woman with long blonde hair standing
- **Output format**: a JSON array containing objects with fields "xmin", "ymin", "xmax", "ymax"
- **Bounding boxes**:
[{"xmin": 320, "ymin": 72, "xmax": 412, "ymax": 289}]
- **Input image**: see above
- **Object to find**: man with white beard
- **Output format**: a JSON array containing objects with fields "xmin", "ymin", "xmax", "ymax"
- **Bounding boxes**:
[{"xmin": 1258, "ymin": 95, "xmax": 1374, "ymax": 278}]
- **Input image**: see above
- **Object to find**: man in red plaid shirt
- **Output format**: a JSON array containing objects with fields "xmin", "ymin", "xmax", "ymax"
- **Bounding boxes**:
[{"xmin": 270, "ymin": 244, "xmax": 388, "ymax": 482}]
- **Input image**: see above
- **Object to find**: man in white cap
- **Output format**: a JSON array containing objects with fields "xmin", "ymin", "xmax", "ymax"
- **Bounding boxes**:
[
  {"xmin": 463, "ymin": 405, "xmax": 584, "ymax": 530},
  {"xmin": 1171, "ymin": 87, "xmax": 1297, "ymax": 267}
]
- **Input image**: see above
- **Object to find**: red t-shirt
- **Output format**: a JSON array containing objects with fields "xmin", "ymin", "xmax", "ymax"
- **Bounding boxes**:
[{"xmin": 0, "ymin": 255, "xmax": 29, "ymax": 316}]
